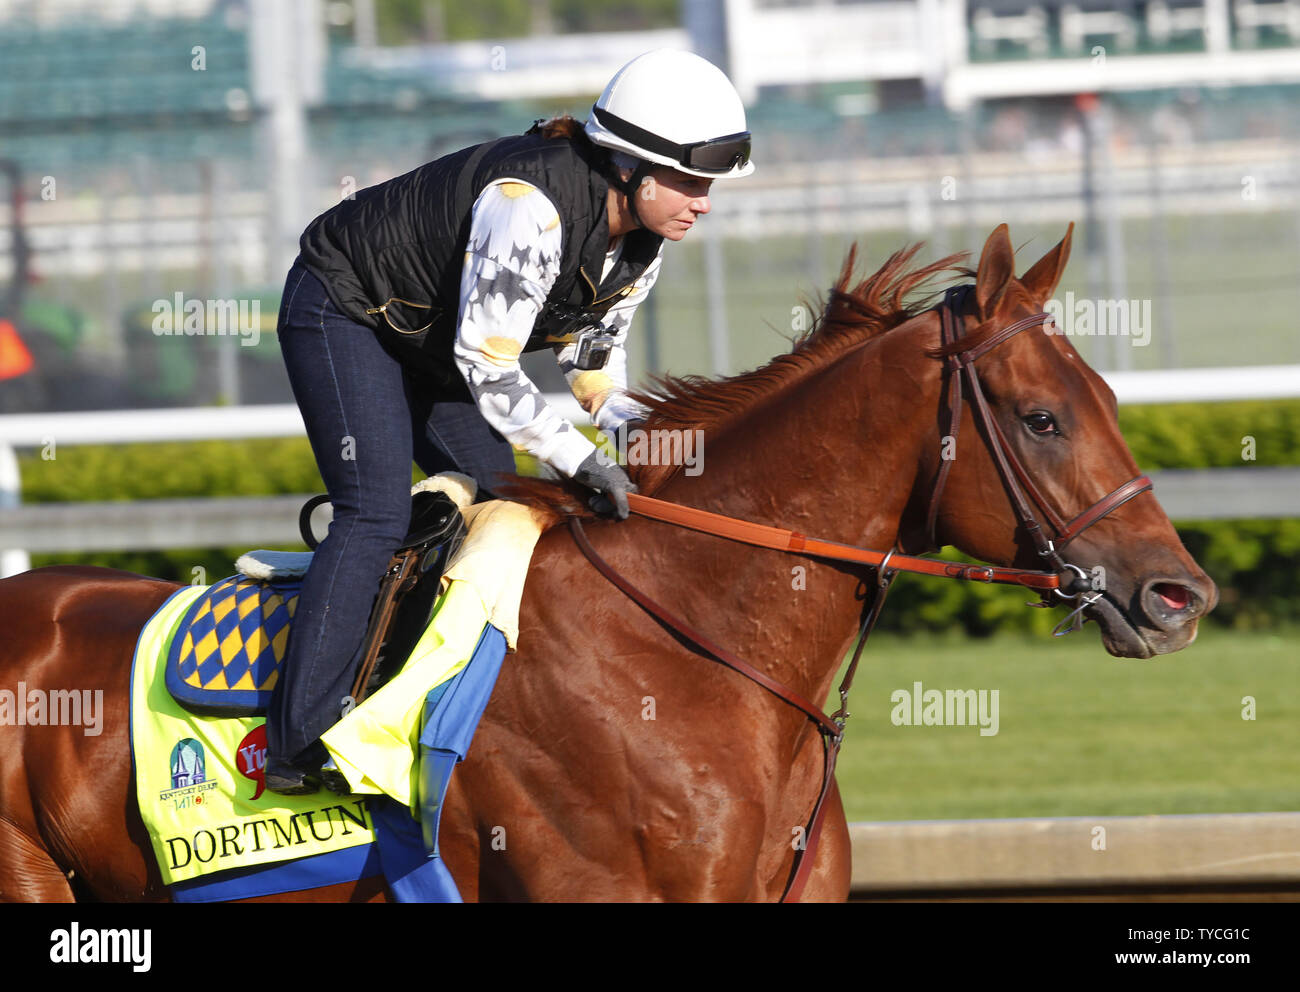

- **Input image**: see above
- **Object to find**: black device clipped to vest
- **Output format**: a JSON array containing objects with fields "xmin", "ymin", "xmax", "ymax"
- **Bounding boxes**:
[
  {"xmin": 573, "ymin": 326, "xmax": 615, "ymax": 370},
  {"xmin": 538, "ymin": 300, "xmax": 615, "ymax": 370}
]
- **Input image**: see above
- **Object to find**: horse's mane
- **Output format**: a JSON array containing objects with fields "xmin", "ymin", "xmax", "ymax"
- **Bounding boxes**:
[{"xmin": 502, "ymin": 242, "xmax": 969, "ymax": 521}]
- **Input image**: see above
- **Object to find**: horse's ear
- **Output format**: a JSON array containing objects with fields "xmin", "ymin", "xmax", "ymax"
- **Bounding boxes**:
[
  {"xmin": 975, "ymin": 224, "xmax": 1015, "ymax": 319},
  {"xmin": 1018, "ymin": 222, "xmax": 1074, "ymax": 306}
]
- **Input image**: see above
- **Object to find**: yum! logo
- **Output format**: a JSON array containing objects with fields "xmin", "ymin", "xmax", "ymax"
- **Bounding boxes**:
[{"xmin": 236, "ymin": 725, "xmax": 268, "ymax": 801}]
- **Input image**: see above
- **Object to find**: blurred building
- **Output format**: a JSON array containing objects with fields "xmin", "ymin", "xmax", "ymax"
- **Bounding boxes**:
[{"xmin": 0, "ymin": 0, "xmax": 1297, "ymax": 412}]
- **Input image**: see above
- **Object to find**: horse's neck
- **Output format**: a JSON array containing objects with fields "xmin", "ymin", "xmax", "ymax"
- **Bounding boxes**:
[{"xmin": 649, "ymin": 316, "xmax": 939, "ymax": 708}]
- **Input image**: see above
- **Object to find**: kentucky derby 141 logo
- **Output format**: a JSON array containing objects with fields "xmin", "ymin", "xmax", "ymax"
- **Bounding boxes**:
[{"xmin": 158, "ymin": 737, "xmax": 218, "ymax": 810}]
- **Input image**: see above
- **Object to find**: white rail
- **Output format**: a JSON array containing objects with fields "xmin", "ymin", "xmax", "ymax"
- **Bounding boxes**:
[
  {"xmin": 0, "ymin": 393, "xmax": 586, "ymax": 575},
  {"xmin": 1101, "ymin": 365, "xmax": 1300, "ymax": 404},
  {"xmin": 0, "ymin": 370, "xmax": 1295, "ymax": 449},
  {"xmin": 2, "ymin": 374, "xmax": 1298, "ymax": 575},
  {"xmin": 0, "ymin": 395, "xmax": 588, "ymax": 447}
]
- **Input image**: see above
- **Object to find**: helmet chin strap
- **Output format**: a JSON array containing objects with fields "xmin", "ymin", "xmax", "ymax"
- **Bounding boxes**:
[{"xmin": 615, "ymin": 160, "xmax": 654, "ymax": 229}]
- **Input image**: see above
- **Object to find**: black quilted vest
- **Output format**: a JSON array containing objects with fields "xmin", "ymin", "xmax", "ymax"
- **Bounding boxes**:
[{"xmin": 298, "ymin": 127, "xmax": 662, "ymax": 378}]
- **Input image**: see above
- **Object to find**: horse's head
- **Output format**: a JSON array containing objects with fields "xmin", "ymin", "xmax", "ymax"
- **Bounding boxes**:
[{"xmin": 912, "ymin": 224, "xmax": 1216, "ymax": 658}]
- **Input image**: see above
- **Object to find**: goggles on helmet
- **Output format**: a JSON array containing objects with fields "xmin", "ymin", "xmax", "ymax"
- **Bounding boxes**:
[{"xmin": 591, "ymin": 105, "xmax": 751, "ymax": 175}]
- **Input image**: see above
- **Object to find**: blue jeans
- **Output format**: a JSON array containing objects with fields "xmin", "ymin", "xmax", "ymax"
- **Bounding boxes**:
[{"xmin": 265, "ymin": 259, "xmax": 516, "ymax": 766}]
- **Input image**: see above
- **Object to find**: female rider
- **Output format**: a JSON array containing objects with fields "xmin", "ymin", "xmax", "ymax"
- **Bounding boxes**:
[{"xmin": 265, "ymin": 49, "xmax": 756, "ymax": 793}]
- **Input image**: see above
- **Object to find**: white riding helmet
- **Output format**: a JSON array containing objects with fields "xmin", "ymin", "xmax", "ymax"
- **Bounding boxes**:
[{"xmin": 584, "ymin": 49, "xmax": 754, "ymax": 180}]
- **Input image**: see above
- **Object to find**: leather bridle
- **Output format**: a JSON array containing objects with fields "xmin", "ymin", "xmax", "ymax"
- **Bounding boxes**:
[
  {"xmin": 567, "ymin": 284, "xmax": 1155, "ymax": 901},
  {"xmin": 926, "ymin": 285, "xmax": 1152, "ymax": 607}
]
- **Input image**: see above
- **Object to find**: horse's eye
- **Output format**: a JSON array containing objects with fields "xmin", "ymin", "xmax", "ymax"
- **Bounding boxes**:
[{"xmin": 1023, "ymin": 412, "xmax": 1058, "ymax": 435}]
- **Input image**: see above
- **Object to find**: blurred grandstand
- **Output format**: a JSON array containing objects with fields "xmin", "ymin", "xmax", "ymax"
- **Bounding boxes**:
[{"xmin": 0, "ymin": 0, "xmax": 1296, "ymax": 412}]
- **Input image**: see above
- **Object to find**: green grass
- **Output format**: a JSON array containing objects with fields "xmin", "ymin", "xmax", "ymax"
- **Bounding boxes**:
[{"xmin": 830, "ymin": 626, "xmax": 1299, "ymax": 822}]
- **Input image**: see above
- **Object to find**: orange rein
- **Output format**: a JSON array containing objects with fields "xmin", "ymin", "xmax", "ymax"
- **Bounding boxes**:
[{"xmin": 624, "ymin": 492, "xmax": 1064, "ymax": 592}]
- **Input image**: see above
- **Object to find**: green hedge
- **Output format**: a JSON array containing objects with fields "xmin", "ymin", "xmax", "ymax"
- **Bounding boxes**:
[
  {"xmin": 21, "ymin": 436, "xmax": 326, "ymax": 586},
  {"xmin": 18, "ymin": 400, "xmax": 1300, "ymax": 631},
  {"xmin": 1118, "ymin": 400, "xmax": 1300, "ymax": 468}
]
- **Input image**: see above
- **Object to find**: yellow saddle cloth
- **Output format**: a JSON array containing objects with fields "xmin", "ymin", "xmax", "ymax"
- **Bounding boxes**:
[
  {"xmin": 129, "ymin": 496, "xmax": 545, "ymax": 888},
  {"xmin": 131, "ymin": 585, "xmax": 374, "ymax": 885}
]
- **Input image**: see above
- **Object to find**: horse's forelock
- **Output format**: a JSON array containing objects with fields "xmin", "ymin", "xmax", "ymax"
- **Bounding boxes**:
[{"xmin": 925, "ymin": 276, "xmax": 1042, "ymax": 361}]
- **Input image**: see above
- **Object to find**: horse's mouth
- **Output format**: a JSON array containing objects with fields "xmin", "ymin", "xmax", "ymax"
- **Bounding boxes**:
[
  {"xmin": 1084, "ymin": 593, "xmax": 1157, "ymax": 658},
  {"xmin": 1081, "ymin": 583, "xmax": 1207, "ymax": 659}
]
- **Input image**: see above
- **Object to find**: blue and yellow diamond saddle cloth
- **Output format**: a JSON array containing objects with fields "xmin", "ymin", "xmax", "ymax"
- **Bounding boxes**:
[
  {"xmin": 129, "ymin": 484, "xmax": 547, "ymax": 901},
  {"xmin": 164, "ymin": 574, "xmax": 299, "ymax": 716},
  {"xmin": 130, "ymin": 577, "xmax": 508, "ymax": 901}
]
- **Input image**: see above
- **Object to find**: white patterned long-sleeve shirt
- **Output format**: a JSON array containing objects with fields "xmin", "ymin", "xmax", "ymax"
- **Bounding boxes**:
[{"xmin": 453, "ymin": 178, "xmax": 659, "ymax": 478}]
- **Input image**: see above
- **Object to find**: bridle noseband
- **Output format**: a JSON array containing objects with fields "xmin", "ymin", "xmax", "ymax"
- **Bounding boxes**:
[{"xmin": 925, "ymin": 285, "xmax": 1151, "ymax": 620}]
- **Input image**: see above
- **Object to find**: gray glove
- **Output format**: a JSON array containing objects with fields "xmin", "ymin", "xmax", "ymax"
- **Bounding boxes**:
[
  {"xmin": 571, "ymin": 450, "xmax": 638, "ymax": 521},
  {"xmin": 606, "ymin": 419, "xmax": 646, "ymax": 464}
]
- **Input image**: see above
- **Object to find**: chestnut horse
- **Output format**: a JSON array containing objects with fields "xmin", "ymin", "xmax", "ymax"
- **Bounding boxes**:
[{"xmin": 0, "ymin": 226, "xmax": 1216, "ymax": 902}]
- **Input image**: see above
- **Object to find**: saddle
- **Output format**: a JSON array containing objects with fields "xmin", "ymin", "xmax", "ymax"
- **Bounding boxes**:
[{"xmin": 165, "ymin": 481, "xmax": 469, "ymax": 717}]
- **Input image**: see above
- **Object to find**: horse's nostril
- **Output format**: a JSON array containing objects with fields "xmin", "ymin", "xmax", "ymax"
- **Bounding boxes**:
[{"xmin": 1153, "ymin": 582, "xmax": 1192, "ymax": 612}]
